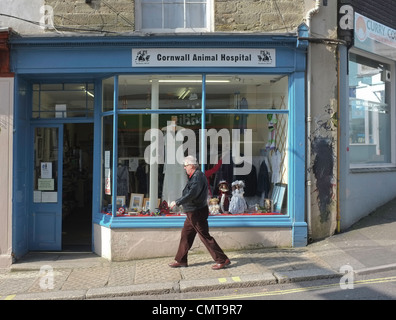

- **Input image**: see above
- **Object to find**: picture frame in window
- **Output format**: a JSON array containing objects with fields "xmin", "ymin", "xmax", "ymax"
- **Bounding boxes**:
[
  {"xmin": 272, "ymin": 183, "xmax": 287, "ymax": 213},
  {"xmin": 129, "ymin": 193, "xmax": 144, "ymax": 210},
  {"xmin": 143, "ymin": 198, "xmax": 160, "ymax": 210},
  {"xmin": 116, "ymin": 196, "xmax": 126, "ymax": 209}
]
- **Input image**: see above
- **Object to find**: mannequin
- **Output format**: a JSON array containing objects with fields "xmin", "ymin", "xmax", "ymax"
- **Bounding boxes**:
[{"xmin": 162, "ymin": 120, "xmax": 187, "ymax": 204}]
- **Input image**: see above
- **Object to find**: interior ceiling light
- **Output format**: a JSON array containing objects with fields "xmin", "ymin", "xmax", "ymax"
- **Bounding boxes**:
[
  {"xmin": 178, "ymin": 89, "xmax": 190, "ymax": 99},
  {"xmin": 85, "ymin": 89, "xmax": 94, "ymax": 97}
]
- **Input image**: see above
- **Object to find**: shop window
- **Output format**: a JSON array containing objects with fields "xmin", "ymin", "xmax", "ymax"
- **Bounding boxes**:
[
  {"xmin": 102, "ymin": 78, "xmax": 115, "ymax": 112},
  {"xmin": 101, "ymin": 115, "xmax": 114, "ymax": 212},
  {"xmin": 118, "ymin": 75, "xmax": 203, "ymax": 109},
  {"xmin": 101, "ymin": 74, "xmax": 289, "ymax": 217},
  {"xmin": 136, "ymin": 0, "xmax": 213, "ymax": 33},
  {"xmin": 206, "ymin": 75, "xmax": 288, "ymax": 110},
  {"xmin": 349, "ymin": 53, "xmax": 392, "ymax": 166},
  {"xmin": 32, "ymin": 83, "xmax": 94, "ymax": 118}
]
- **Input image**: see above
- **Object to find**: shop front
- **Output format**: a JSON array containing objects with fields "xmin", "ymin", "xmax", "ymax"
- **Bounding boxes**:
[
  {"xmin": 11, "ymin": 31, "xmax": 308, "ymax": 260},
  {"xmin": 337, "ymin": 4, "xmax": 396, "ymax": 230}
]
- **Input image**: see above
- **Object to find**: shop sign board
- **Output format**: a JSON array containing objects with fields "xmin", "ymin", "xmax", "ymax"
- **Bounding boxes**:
[
  {"xmin": 132, "ymin": 48, "xmax": 276, "ymax": 67},
  {"xmin": 355, "ymin": 12, "xmax": 396, "ymax": 60}
]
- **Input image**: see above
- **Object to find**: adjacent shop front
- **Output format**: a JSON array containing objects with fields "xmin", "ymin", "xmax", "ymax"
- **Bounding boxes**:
[
  {"xmin": 11, "ymin": 31, "xmax": 308, "ymax": 260},
  {"xmin": 338, "ymin": 3, "xmax": 396, "ymax": 230}
]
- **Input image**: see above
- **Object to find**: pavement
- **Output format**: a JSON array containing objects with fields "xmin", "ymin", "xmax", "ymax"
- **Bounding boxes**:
[{"xmin": 2, "ymin": 197, "xmax": 396, "ymax": 300}]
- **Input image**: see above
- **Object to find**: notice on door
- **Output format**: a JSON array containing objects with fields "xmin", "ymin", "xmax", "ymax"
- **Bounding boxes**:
[
  {"xmin": 38, "ymin": 178, "xmax": 55, "ymax": 191},
  {"xmin": 41, "ymin": 162, "xmax": 52, "ymax": 179},
  {"xmin": 41, "ymin": 192, "xmax": 57, "ymax": 203}
]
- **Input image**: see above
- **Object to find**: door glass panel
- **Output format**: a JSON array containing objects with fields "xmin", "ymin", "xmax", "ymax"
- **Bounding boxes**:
[{"xmin": 33, "ymin": 127, "xmax": 59, "ymax": 203}]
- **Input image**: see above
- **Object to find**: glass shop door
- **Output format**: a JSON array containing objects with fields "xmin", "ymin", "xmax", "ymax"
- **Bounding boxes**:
[{"xmin": 29, "ymin": 125, "xmax": 63, "ymax": 251}]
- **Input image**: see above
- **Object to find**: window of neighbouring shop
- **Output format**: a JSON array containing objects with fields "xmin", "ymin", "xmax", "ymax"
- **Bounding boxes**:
[
  {"xmin": 101, "ymin": 74, "xmax": 289, "ymax": 218},
  {"xmin": 348, "ymin": 52, "xmax": 393, "ymax": 166}
]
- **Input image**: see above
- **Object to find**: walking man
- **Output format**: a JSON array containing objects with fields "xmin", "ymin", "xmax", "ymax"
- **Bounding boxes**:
[{"xmin": 169, "ymin": 155, "xmax": 231, "ymax": 270}]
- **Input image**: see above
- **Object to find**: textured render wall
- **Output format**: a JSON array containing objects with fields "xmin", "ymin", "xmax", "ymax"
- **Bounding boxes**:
[
  {"xmin": 1, "ymin": 0, "xmax": 308, "ymax": 35},
  {"xmin": 0, "ymin": 0, "xmax": 44, "ymax": 34},
  {"xmin": 215, "ymin": 0, "xmax": 306, "ymax": 32},
  {"xmin": 44, "ymin": 0, "xmax": 135, "ymax": 33},
  {"xmin": 307, "ymin": 2, "xmax": 339, "ymax": 240},
  {"xmin": 41, "ymin": 0, "xmax": 306, "ymax": 34}
]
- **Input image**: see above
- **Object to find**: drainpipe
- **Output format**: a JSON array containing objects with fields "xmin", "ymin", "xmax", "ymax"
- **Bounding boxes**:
[
  {"xmin": 305, "ymin": 0, "xmax": 321, "ymax": 243},
  {"xmin": 336, "ymin": 49, "xmax": 341, "ymax": 234}
]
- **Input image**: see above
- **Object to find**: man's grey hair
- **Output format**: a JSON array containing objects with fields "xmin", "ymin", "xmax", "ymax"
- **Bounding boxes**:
[{"xmin": 184, "ymin": 155, "xmax": 199, "ymax": 168}]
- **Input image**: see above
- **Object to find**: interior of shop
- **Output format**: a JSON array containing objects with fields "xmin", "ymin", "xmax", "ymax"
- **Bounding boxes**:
[{"xmin": 61, "ymin": 123, "xmax": 93, "ymax": 251}]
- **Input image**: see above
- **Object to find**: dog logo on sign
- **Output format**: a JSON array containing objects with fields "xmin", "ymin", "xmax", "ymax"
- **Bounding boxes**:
[
  {"xmin": 258, "ymin": 50, "xmax": 273, "ymax": 65},
  {"xmin": 134, "ymin": 50, "xmax": 151, "ymax": 65}
]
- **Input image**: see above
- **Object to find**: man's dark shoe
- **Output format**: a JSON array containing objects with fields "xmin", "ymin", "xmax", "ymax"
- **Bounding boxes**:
[
  {"xmin": 168, "ymin": 261, "xmax": 188, "ymax": 268},
  {"xmin": 211, "ymin": 259, "xmax": 231, "ymax": 270}
]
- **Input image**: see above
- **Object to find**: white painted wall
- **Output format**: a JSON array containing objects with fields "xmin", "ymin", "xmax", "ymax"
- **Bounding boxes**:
[
  {"xmin": 0, "ymin": 0, "xmax": 45, "ymax": 34},
  {"xmin": 95, "ymin": 227, "xmax": 292, "ymax": 261}
]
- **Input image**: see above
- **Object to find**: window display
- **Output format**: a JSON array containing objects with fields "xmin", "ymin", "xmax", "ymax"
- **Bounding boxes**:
[{"xmin": 101, "ymin": 74, "xmax": 289, "ymax": 217}]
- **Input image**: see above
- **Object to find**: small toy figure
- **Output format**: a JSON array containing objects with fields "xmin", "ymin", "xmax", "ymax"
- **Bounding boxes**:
[
  {"xmin": 208, "ymin": 198, "xmax": 220, "ymax": 215},
  {"xmin": 158, "ymin": 200, "xmax": 170, "ymax": 215},
  {"xmin": 218, "ymin": 180, "xmax": 230, "ymax": 213},
  {"xmin": 229, "ymin": 180, "xmax": 248, "ymax": 214}
]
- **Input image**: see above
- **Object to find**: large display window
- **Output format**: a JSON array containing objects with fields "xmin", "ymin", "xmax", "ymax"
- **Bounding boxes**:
[
  {"xmin": 101, "ymin": 74, "xmax": 289, "ymax": 217},
  {"xmin": 349, "ymin": 52, "xmax": 393, "ymax": 166}
]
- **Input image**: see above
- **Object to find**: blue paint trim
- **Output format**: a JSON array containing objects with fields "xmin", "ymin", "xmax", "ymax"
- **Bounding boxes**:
[
  {"xmin": 12, "ymin": 77, "xmax": 31, "ymax": 258},
  {"xmin": 201, "ymin": 74, "xmax": 206, "ymax": 170},
  {"xmin": 289, "ymin": 71, "xmax": 308, "ymax": 247},
  {"xmin": 91, "ymin": 79, "xmax": 103, "ymax": 251},
  {"xmin": 108, "ymin": 214, "xmax": 292, "ymax": 229},
  {"xmin": 10, "ymin": 34, "xmax": 299, "ymax": 48},
  {"xmin": 93, "ymin": 213, "xmax": 112, "ymax": 228},
  {"xmin": 117, "ymin": 109, "xmax": 289, "ymax": 115},
  {"xmin": 111, "ymin": 76, "xmax": 119, "ymax": 217},
  {"xmin": 28, "ymin": 123, "xmax": 64, "ymax": 250},
  {"xmin": 10, "ymin": 35, "xmax": 300, "ymax": 76}
]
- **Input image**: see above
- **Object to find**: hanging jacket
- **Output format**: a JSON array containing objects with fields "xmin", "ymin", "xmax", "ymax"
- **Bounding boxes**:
[{"xmin": 257, "ymin": 160, "xmax": 270, "ymax": 198}]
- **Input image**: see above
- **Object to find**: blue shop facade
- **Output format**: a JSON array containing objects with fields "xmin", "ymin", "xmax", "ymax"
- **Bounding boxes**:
[{"xmin": 11, "ymin": 30, "xmax": 308, "ymax": 260}]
